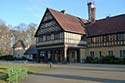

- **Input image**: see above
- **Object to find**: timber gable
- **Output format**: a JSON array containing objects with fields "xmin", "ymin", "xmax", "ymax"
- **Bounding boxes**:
[{"xmin": 35, "ymin": 8, "xmax": 64, "ymax": 36}]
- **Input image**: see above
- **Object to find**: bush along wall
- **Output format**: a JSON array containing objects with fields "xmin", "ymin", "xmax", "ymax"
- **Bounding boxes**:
[
  {"xmin": 0, "ymin": 55, "xmax": 15, "ymax": 61},
  {"xmin": 85, "ymin": 56, "xmax": 99, "ymax": 63},
  {"xmin": 85, "ymin": 56, "xmax": 124, "ymax": 64}
]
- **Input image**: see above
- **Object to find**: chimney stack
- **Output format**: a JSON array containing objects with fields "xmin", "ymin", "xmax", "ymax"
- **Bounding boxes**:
[
  {"xmin": 60, "ymin": 10, "xmax": 65, "ymax": 14},
  {"xmin": 87, "ymin": 2, "xmax": 96, "ymax": 22}
]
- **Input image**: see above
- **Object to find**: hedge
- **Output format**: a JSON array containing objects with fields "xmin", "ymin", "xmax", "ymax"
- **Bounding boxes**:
[{"xmin": 85, "ymin": 56, "xmax": 124, "ymax": 64}]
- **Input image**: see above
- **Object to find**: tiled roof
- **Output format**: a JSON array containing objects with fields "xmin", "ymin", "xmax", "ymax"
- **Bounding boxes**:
[
  {"xmin": 86, "ymin": 14, "xmax": 125, "ymax": 37},
  {"xmin": 48, "ymin": 8, "xmax": 87, "ymax": 34}
]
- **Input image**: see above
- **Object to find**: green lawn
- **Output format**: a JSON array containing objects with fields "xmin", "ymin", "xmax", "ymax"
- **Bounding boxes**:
[{"xmin": 0, "ymin": 63, "xmax": 51, "ymax": 83}]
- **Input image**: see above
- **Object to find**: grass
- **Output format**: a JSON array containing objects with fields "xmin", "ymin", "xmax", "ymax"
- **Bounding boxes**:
[
  {"xmin": 0, "ymin": 80, "xmax": 6, "ymax": 83},
  {"xmin": 26, "ymin": 65, "xmax": 51, "ymax": 73},
  {"xmin": 0, "ymin": 63, "xmax": 51, "ymax": 83}
]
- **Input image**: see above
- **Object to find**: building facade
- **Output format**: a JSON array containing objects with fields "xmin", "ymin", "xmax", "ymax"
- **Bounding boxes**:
[
  {"xmin": 13, "ymin": 40, "xmax": 27, "ymax": 58},
  {"xmin": 35, "ymin": 2, "xmax": 125, "ymax": 63},
  {"xmin": 24, "ymin": 45, "xmax": 38, "ymax": 60},
  {"xmin": 35, "ymin": 8, "xmax": 87, "ymax": 63},
  {"xmin": 86, "ymin": 14, "xmax": 125, "ymax": 59}
]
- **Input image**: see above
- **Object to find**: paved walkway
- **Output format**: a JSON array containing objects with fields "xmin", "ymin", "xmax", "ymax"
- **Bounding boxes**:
[{"xmin": 20, "ymin": 64, "xmax": 125, "ymax": 83}]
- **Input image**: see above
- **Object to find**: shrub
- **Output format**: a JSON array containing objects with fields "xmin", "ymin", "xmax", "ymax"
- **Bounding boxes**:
[
  {"xmin": 0, "ymin": 55, "xmax": 15, "ymax": 61},
  {"xmin": 85, "ymin": 55, "xmax": 122, "ymax": 64},
  {"xmin": 101, "ymin": 56, "xmax": 122, "ymax": 64},
  {"xmin": 122, "ymin": 57, "xmax": 125, "ymax": 64},
  {"xmin": 113, "ymin": 59, "xmax": 121, "ymax": 64},
  {"xmin": 92, "ymin": 57, "xmax": 99, "ymax": 63},
  {"xmin": 101, "ymin": 56, "xmax": 114, "ymax": 64},
  {"xmin": 85, "ymin": 56, "xmax": 99, "ymax": 63},
  {"xmin": 113, "ymin": 57, "xmax": 122, "ymax": 64},
  {"xmin": 85, "ymin": 56, "xmax": 93, "ymax": 63}
]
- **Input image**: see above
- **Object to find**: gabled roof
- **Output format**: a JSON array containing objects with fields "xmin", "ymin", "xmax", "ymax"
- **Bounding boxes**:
[
  {"xmin": 86, "ymin": 14, "xmax": 125, "ymax": 37},
  {"xmin": 35, "ymin": 8, "xmax": 88, "ymax": 36},
  {"xmin": 13, "ymin": 40, "xmax": 25, "ymax": 48},
  {"xmin": 48, "ymin": 8, "xmax": 87, "ymax": 34},
  {"xmin": 24, "ymin": 45, "xmax": 38, "ymax": 55}
]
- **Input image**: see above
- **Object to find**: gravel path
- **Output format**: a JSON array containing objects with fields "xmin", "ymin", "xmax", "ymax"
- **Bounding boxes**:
[{"xmin": 20, "ymin": 64, "xmax": 125, "ymax": 83}]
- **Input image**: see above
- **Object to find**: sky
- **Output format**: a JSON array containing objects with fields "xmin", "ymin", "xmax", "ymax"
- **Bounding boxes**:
[{"xmin": 0, "ymin": 0, "xmax": 125, "ymax": 27}]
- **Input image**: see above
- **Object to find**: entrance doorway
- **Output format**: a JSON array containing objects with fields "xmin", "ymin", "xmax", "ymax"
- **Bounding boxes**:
[{"xmin": 68, "ymin": 50, "xmax": 77, "ymax": 63}]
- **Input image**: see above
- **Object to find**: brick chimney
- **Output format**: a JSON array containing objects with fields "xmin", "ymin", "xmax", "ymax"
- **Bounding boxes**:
[
  {"xmin": 60, "ymin": 10, "xmax": 65, "ymax": 14},
  {"xmin": 87, "ymin": 2, "xmax": 96, "ymax": 22}
]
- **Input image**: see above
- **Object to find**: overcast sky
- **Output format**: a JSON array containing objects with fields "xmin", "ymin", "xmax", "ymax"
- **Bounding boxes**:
[{"xmin": 0, "ymin": 0, "xmax": 125, "ymax": 26}]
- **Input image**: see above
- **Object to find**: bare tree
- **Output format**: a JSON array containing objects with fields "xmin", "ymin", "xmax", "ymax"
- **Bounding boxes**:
[
  {"xmin": 0, "ymin": 21, "xmax": 37, "ymax": 55},
  {"xmin": 0, "ymin": 23, "xmax": 11, "ymax": 55},
  {"xmin": 11, "ymin": 23, "xmax": 37, "ymax": 47},
  {"xmin": 26, "ymin": 23, "xmax": 37, "ymax": 45}
]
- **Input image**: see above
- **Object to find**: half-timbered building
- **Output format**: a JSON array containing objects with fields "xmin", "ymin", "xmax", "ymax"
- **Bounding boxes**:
[
  {"xmin": 86, "ymin": 14, "xmax": 125, "ymax": 59},
  {"xmin": 35, "ymin": 2, "xmax": 125, "ymax": 63},
  {"xmin": 35, "ymin": 8, "xmax": 87, "ymax": 63},
  {"xmin": 85, "ymin": 2, "xmax": 125, "ymax": 59}
]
